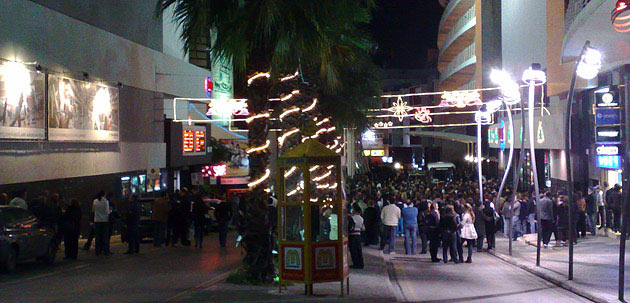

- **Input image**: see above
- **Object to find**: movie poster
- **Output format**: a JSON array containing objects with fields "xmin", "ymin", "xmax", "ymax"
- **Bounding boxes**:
[
  {"xmin": 0, "ymin": 62, "xmax": 46, "ymax": 139},
  {"xmin": 48, "ymin": 75, "xmax": 119, "ymax": 142}
]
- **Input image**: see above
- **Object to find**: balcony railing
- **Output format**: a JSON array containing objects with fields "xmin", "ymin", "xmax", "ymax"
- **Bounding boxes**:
[
  {"xmin": 439, "ymin": 4, "xmax": 476, "ymax": 54},
  {"xmin": 458, "ymin": 79, "xmax": 476, "ymax": 91},
  {"xmin": 440, "ymin": 43, "xmax": 476, "ymax": 83},
  {"xmin": 565, "ymin": 0, "xmax": 592, "ymax": 32}
]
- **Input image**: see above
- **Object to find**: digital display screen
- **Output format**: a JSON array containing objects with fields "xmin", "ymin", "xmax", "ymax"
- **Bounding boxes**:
[
  {"xmin": 195, "ymin": 130, "xmax": 206, "ymax": 152},
  {"xmin": 596, "ymin": 155, "xmax": 621, "ymax": 170},
  {"xmin": 183, "ymin": 130, "xmax": 195, "ymax": 153}
]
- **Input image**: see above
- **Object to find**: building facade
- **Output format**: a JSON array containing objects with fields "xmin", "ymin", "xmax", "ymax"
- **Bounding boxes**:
[{"xmin": 0, "ymin": 1, "xmax": 211, "ymax": 207}]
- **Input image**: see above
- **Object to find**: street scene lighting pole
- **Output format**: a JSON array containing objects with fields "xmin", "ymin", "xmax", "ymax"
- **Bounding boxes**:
[{"xmin": 522, "ymin": 65, "xmax": 546, "ymax": 267}]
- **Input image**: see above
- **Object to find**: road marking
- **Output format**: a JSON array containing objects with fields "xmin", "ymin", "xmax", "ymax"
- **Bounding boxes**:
[
  {"xmin": 0, "ymin": 264, "xmax": 89, "ymax": 286},
  {"xmin": 163, "ymin": 269, "xmax": 236, "ymax": 302}
]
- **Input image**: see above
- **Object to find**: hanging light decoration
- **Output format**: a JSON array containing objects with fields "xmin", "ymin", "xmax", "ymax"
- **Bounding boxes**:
[
  {"xmin": 576, "ymin": 46, "xmax": 602, "ymax": 80},
  {"xmin": 612, "ymin": 0, "xmax": 630, "ymax": 33},
  {"xmin": 387, "ymin": 96, "xmax": 413, "ymax": 122}
]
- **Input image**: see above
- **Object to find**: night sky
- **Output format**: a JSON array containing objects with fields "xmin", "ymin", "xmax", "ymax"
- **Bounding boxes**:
[{"xmin": 370, "ymin": 0, "xmax": 444, "ymax": 69}]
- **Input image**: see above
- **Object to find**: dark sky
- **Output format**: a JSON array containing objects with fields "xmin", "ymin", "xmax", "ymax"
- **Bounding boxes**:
[{"xmin": 370, "ymin": 0, "xmax": 444, "ymax": 69}]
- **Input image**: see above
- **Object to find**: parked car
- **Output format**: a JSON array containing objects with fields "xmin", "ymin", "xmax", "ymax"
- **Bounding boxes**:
[{"xmin": 0, "ymin": 206, "xmax": 57, "ymax": 273}]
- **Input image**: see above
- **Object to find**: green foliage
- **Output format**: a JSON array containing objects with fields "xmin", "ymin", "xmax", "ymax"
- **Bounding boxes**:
[{"xmin": 206, "ymin": 136, "xmax": 233, "ymax": 163}]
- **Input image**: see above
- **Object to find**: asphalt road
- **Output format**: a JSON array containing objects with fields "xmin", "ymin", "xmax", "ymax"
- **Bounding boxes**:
[
  {"xmin": 0, "ymin": 234, "xmax": 242, "ymax": 303},
  {"xmin": 387, "ymin": 250, "xmax": 593, "ymax": 303}
]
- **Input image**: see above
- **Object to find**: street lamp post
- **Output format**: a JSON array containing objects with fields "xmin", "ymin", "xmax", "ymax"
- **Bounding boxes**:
[
  {"xmin": 522, "ymin": 65, "xmax": 546, "ymax": 267},
  {"xmin": 475, "ymin": 105, "xmax": 497, "ymax": 205},
  {"xmin": 565, "ymin": 41, "xmax": 602, "ymax": 281},
  {"xmin": 491, "ymin": 70, "xmax": 522, "ymax": 256}
]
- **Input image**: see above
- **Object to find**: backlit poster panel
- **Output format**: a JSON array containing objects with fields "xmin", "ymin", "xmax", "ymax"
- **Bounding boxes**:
[
  {"xmin": 0, "ymin": 62, "xmax": 45, "ymax": 139},
  {"xmin": 48, "ymin": 75, "xmax": 119, "ymax": 142}
]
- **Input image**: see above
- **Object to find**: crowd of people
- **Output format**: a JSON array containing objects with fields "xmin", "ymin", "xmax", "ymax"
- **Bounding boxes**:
[
  {"xmin": 344, "ymin": 166, "xmax": 620, "ymax": 268},
  {"xmin": 0, "ymin": 188, "xmax": 235, "ymax": 261}
]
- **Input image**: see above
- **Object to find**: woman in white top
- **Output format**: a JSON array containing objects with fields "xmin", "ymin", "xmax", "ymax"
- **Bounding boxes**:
[{"xmin": 460, "ymin": 203, "xmax": 478, "ymax": 263}]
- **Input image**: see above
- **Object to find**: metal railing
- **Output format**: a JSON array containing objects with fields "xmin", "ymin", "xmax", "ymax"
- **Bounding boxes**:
[
  {"xmin": 440, "ymin": 4, "xmax": 476, "ymax": 55},
  {"xmin": 440, "ymin": 43, "xmax": 476, "ymax": 83}
]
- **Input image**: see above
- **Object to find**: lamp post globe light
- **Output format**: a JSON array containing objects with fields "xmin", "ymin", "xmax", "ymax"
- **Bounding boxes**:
[
  {"xmin": 490, "ymin": 69, "xmax": 521, "ymax": 256},
  {"xmin": 475, "ymin": 104, "xmax": 497, "ymax": 205},
  {"xmin": 522, "ymin": 64, "xmax": 546, "ymax": 267},
  {"xmin": 564, "ymin": 41, "xmax": 602, "ymax": 281}
]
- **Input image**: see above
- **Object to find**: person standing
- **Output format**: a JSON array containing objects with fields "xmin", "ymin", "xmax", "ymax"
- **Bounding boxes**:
[
  {"xmin": 439, "ymin": 205, "xmax": 459, "ymax": 264},
  {"xmin": 124, "ymin": 195, "xmax": 141, "ymax": 254},
  {"xmin": 349, "ymin": 204, "xmax": 365, "ymax": 269},
  {"xmin": 152, "ymin": 192, "xmax": 170, "ymax": 247},
  {"xmin": 427, "ymin": 203, "xmax": 441, "ymax": 262},
  {"xmin": 381, "ymin": 200, "xmax": 401, "ymax": 254},
  {"xmin": 460, "ymin": 203, "xmax": 477, "ymax": 263},
  {"xmin": 215, "ymin": 200, "xmax": 233, "ymax": 248},
  {"xmin": 596, "ymin": 185, "xmax": 606, "ymax": 229},
  {"xmin": 363, "ymin": 200, "xmax": 380, "ymax": 246},
  {"xmin": 585, "ymin": 187, "xmax": 597, "ymax": 235},
  {"xmin": 401, "ymin": 200, "xmax": 418, "ymax": 255},
  {"xmin": 192, "ymin": 195, "xmax": 209, "ymax": 249},
  {"xmin": 539, "ymin": 191, "xmax": 554, "ymax": 248},
  {"xmin": 61, "ymin": 199, "xmax": 82, "ymax": 260},
  {"xmin": 417, "ymin": 199, "xmax": 429, "ymax": 254},
  {"xmin": 93, "ymin": 191, "xmax": 111, "ymax": 256},
  {"xmin": 607, "ymin": 185, "xmax": 622, "ymax": 233},
  {"xmin": 9, "ymin": 190, "xmax": 28, "ymax": 209},
  {"xmin": 473, "ymin": 202, "xmax": 488, "ymax": 252},
  {"xmin": 482, "ymin": 201, "xmax": 496, "ymax": 250}
]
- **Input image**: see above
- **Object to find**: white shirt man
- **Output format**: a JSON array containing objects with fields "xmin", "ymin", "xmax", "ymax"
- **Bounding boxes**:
[
  {"xmin": 93, "ymin": 197, "xmax": 110, "ymax": 223},
  {"xmin": 381, "ymin": 202, "xmax": 401, "ymax": 254}
]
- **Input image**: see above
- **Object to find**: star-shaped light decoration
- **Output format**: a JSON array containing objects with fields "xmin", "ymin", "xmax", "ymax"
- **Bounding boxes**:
[
  {"xmin": 387, "ymin": 96, "xmax": 413, "ymax": 122},
  {"xmin": 439, "ymin": 91, "xmax": 482, "ymax": 108},
  {"xmin": 373, "ymin": 121, "xmax": 394, "ymax": 128},
  {"xmin": 414, "ymin": 107, "xmax": 432, "ymax": 123}
]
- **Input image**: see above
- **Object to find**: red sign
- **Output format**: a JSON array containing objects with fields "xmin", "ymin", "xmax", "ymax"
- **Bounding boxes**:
[
  {"xmin": 194, "ymin": 130, "xmax": 206, "ymax": 152},
  {"xmin": 183, "ymin": 130, "xmax": 195, "ymax": 153},
  {"xmin": 280, "ymin": 244, "xmax": 305, "ymax": 281},
  {"xmin": 201, "ymin": 164, "xmax": 227, "ymax": 177}
]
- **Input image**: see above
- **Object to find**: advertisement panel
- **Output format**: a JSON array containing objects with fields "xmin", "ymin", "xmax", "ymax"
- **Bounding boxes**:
[
  {"xmin": 280, "ymin": 244, "xmax": 305, "ymax": 281},
  {"xmin": 595, "ymin": 108, "xmax": 621, "ymax": 125},
  {"xmin": 0, "ymin": 63, "xmax": 45, "ymax": 139},
  {"xmin": 48, "ymin": 75, "xmax": 119, "ymax": 142}
]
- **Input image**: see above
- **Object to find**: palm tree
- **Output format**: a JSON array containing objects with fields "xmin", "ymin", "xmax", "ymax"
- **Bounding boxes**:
[{"xmin": 158, "ymin": 0, "xmax": 374, "ymax": 282}]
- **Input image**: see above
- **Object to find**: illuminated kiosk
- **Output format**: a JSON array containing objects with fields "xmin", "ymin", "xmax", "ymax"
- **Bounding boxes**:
[{"xmin": 277, "ymin": 139, "xmax": 349, "ymax": 296}]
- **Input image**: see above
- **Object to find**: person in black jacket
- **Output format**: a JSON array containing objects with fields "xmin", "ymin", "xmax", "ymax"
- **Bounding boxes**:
[
  {"xmin": 124, "ymin": 195, "xmax": 141, "ymax": 254},
  {"xmin": 215, "ymin": 200, "xmax": 233, "ymax": 248},
  {"xmin": 439, "ymin": 205, "xmax": 459, "ymax": 264},
  {"xmin": 363, "ymin": 200, "xmax": 380, "ymax": 246},
  {"xmin": 192, "ymin": 195, "xmax": 209, "ymax": 249},
  {"xmin": 426, "ymin": 203, "xmax": 441, "ymax": 262},
  {"xmin": 417, "ymin": 199, "xmax": 429, "ymax": 254},
  {"xmin": 61, "ymin": 199, "xmax": 82, "ymax": 260},
  {"xmin": 482, "ymin": 201, "xmax": 496, "ymax": 250}
]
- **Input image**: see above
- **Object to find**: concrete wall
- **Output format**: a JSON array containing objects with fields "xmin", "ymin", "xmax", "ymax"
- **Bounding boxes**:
[
  {"xmin": 502, "ymin": 0, "xmax": 547, "ymax": 79},
  {"xmin": 29, "ymin": 0, "xmax": 163, "ymax": 52}
]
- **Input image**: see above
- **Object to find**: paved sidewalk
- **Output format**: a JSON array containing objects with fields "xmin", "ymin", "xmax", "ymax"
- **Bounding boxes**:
[
  {"xmin": 180, "ymin": 246, "xmax": 395, "ymax": 303},
  {"xmin": 488, "ymin": 232, "xmax": 630, "ymax": 303}
]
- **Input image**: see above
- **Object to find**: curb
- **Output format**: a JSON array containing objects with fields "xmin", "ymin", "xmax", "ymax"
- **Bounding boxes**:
[
  {"xmin": 487, "ymin": 250, "xmax": 609, "ymax": 303},
  {"xmin": 380, "ymin": 250, "xmax": 405, "ymax": 303}
]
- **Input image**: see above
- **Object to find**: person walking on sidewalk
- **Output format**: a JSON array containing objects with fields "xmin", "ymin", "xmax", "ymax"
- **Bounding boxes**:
[
  {"xmin": 596, "ymin": 185, "xmax": 606, "ymax": 229},
  {"xmin": 381, "ymin": 200, "xmax": 401, "ymax": 254},
  {"xmin": 417, "ymin": 199, "xmax": 429, "ymax": 254},
  {"xmin": 192, "ymin": 195, "xmax": 209, "ymax": 249},
  {"xmin": 363, "ymin": 200, "xmax": 380, "ymax": 246},
  {"xmin": 473, "ymin": 201, "xmax": 489, "ymax": 252},
  {"xmin": 401, "ymin": 200, "xmax": 418, "ymax": 255},
  {"xmin": 586, "ymin": 187, "xmax": 597, "ymax": 235},
  {"xmin": 427, "ymin": 203, "xmax": 441, "ymax": 262},
  {"xmin": 124, "ymin": 195, "xmax": 141, "ymax": 254},
  {"xmin": 539, "ymin": 191, "xmax": 554, "ymax": 248},
  {"xmin": 483, "ymin": 201, "xmax": 496, "ymax": 250},
  {"xmin": 349, "ymin": 204, "xmax": 365, "ymax": 269},
  {"xmin": 61, "ymin": 199, "xmax": 82, "ymax": 260},
  {"xmin": 460, "ymin": 203, "xmax": 477, "ymax": 263},
  {"xmin": 439, "ymin": 205, "xmax": 459, "ymax": 264},
  {"xmin": 215, "ymin": 199, "xmax": 233, "ymax": 248},
  {"xmin": 93, "ymin": 191, "xmax": 111, "ymax": 256},
  {"xmin": 153, "ymin": 192, "xmax": 170, "ymax": 247},
  {"xmin": 607, "ymin": 185, "xmax": 622, "ymax": 234}
]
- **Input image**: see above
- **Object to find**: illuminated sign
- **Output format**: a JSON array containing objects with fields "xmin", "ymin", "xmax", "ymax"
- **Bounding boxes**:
[
  {"xmin": 370, "ymin": 150, "xmax": 385, "ymax": 157},
  {"xmin": 362, "ymin": 130, "xmax": 376, "ymax": 142},
  {"xmin": 201, "ymin": 164, "xmax": 227, "ymax": 177},
  {"xmin": 499, "ymin": 121, "xmax": 505, "ymax": 151},
  {"xmin": 596, "ymin": 145, "xmax": 620, "ymax": 156},
  {"xmin": 439, "ymin": 91, "xmax": 482, "ymax": 108},
  {"xmin": 183, "ymin": 125, "xmax": 207, "ymax": 156},
  {"xmin": 536, "ymin": 120, "xmax": 545, "ymax": 144},
  {"xmin": 381, "ymin": 156, "xmax": 393, "ymax": 163},
  {"xmin": 597, "ymin": 155, "xmax": 621, "ymax": 169},
  {"xmin": 363, "ymin": 149, "xmax": 385, "ymax": 157},
  {"xmin": 205, "ymin": 98, "xmax": 249, "ymax": 117},
  {"xmin": 183, "ymin": 130, "xmax": 195, "ymax": 153},
  {"xmin": 596, "ymin": 126, "xmax": 622, "ymax": 143},
  {"xmin": 205, "ymin": 76, "xmax": 213, "ymax": 97},
  {"xmin": 595, "ymin": 108, "xmax": 621, "ymax": 125},
  {"xmin": 595, "ymin": 87, "xmax": 619, "ymax": 107}
]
